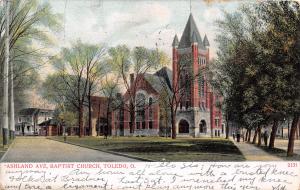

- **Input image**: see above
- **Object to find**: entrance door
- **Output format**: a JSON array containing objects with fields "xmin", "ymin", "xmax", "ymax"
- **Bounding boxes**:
[{"xmin": 179, "ymin": 120, "xmax": 189, "ymax": 133}]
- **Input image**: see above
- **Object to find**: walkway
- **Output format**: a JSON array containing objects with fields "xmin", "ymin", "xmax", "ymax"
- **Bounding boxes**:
[
  {"xmin": 1, "ymin": 137, "xmax": 139, "ymax": 162},
  {"xmin": 275, "ymin": 139, "xmax": 300, "ymax": 155},
  {"xmin": 230, "ymin": 138, "xmax": 283, "ymax": 161}
]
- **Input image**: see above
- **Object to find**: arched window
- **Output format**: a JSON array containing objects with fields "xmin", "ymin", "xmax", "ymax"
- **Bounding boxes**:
[
  {"xmin": 149, "ymin": 97, "xmax": 153, "ymax": 119},
  {"xmin": 179, "ymin": 120, "xmax": 189, "ymax": 133},
  {"xmin": 136, "ymin": 93, "xmax": 146, "ymax": 123},
  {"xmin": 199, "ymin": 120, "xmax": 207, "ymax": 133}
]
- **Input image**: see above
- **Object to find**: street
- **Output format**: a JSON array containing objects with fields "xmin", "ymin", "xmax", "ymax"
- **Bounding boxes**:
[{"xmin": 0, "ymin": 137, "xmax": 139, "ymax": 162}]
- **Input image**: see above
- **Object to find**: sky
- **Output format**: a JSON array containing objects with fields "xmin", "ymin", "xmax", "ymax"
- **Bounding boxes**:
[
  {"xmin": 48, "ymin": 0, "xmax": 241, "ymax": 59},
  {"xmin": 31, "ymin": 0, "xmax": 242, "ymax": 108}
]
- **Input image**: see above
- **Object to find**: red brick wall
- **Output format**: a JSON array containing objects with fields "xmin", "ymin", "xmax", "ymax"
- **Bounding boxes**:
[
  {"xmin": 191, "ymin": 43, "xmax": 199, "ymax": 107},
  {"xmin": 111, "ymin": 75, "xmax": 160, "ymax": 134}
]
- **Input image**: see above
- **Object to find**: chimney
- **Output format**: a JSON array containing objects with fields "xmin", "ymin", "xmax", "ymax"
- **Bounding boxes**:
[{"xmin": 130, "ymin": 73, "xmax": 134, "ymax": 86}]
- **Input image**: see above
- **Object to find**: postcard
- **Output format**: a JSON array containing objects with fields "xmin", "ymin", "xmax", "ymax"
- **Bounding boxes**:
[{"xmin": 0, "ymin": 0, "xmax": 299, "ymax": 189}]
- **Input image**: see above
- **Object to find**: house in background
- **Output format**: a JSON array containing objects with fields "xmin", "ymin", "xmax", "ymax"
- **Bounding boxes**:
[
  {"xmin": 39, "ymin": 119, "xmax": 60, "ymax": 136},
  {"xmin": 15, "ymin": 108, "xmax": 54, "ymax": 136}
]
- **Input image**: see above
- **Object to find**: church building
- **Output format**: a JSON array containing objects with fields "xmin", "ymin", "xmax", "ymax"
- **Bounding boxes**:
[
  {"xmin": 172, "ymin": 13, "xmax": 223, "ymax": 137},
  {"xmin": 105, "ymin": 13, "xmax": 223, "ymax": 137}
]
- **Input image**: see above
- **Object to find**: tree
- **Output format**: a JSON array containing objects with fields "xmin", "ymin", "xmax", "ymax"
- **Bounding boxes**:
[
  {"xmin": 248, "ymin": 2, "xmax": 300, "ymax": 150},
  {"xmin": 212, "ymin": 2, "xmax": 300, "ymax": 155},
  {"xmin": 45, "ymin": 41, "xmax": 106, "ymax": 137},
  {"xmin": 0, "ymin": 0, "xmax": 61, "ymax": 141},
  {"xmin": 209, "ymin": 11, "xmax": 251, "ymax": 140},
  {"xmin": 0, "ymin": 0, "xmax": 61, "ymax": 106},
  {"xmin": 100, "ymin": 77, "xmax": 120, "ymax": 137},
  {"xmin": 85, "ymin": 45, "xmax": 106, "ymax": 136},
  {"xmin": 108, "ymin": 45, "xmax": 163, "ymax": 135},
  {"xmin": 158, "ymin": 87, "xmax": 171, "ymax": 137}
]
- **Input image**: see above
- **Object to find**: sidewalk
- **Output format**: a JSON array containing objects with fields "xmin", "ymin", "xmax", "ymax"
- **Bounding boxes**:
[{"xmin": 230, "ymin": 138, "xmax": 283, "ymax": 161}]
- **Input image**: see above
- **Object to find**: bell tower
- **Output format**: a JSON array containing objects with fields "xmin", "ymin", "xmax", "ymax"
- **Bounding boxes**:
[{"xmin": 172, "ymin": 13, "xmax": 216, "ymax": 137}]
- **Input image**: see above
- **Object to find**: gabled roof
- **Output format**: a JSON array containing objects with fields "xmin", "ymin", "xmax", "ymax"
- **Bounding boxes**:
[
  {"xmin": 19, "ymin": 108, "xmax": 39, "ymax": 115},
  {"xmin": 142, "ymin": 67, "xmax": 173, "ymax": 95},
  {"xmin": 154, "ymin": 67, "xmax": 172, "ymax": 90},
  {"xmin": 144, "ymin": 74, "xmax": 166, "ymax": 93},
  {"xmin": 178, "ymin": 13, "xmax": 205, "ymax": 49},
  {"xmin": 19, "ymin": 108, "xmax": 54, "ymax": 116}
]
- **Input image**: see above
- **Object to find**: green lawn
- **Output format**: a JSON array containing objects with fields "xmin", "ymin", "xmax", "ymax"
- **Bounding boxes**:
[{"xmin": 49, "ymin": 136, "xmax": 245, "ymax": 161}]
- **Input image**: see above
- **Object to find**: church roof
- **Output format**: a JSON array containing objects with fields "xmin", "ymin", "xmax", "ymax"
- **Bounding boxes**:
[
  {"xmin": 143, "ymin": 67, "xmax": 173, "ymax": 95},
  {"xmin": 178, "ymin": 13, "xmax": 205, "ymax": 49},
  {"xmin": 154, "ymin": 67, "xmax": 172, "ymax": 90},
  {"xmin": 203, "ymin": 34, "xmax": 210, "ymax": 47},
  {"xmin": 172, "ymin": 35, "xmax": 179, "ymax": 47}
]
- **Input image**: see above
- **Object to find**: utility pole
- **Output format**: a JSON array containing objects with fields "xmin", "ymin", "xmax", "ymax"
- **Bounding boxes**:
[{"xmin": 2, "ymin": 0, "xmax": 10, "ymax": 146}]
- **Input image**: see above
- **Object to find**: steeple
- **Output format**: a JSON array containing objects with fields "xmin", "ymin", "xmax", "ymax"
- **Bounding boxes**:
[
  {"xmin": 172, "ymin": 34, "xmax": 179, "ymax": 47},
  {"xmin": 203, "ymin": 34, "xmax": 210, "ymax": 47},
  {"xmin": 178, "ymin": 13, "xmax": 204, "ymax": 49}
]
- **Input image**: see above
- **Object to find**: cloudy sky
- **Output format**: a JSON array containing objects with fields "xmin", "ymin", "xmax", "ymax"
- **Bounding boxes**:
[
  {"xmin": 31, "ymin": 0, "xmax": 243, "ymax": 107},
  {"xmin": 48, "ymin": 0, "xmax": 241, "ymax": 59}
]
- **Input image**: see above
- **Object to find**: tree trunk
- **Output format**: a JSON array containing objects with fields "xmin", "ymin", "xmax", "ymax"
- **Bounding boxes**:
[
  {"xmin": 269, "ymin": 119, "xmax": 279, "ymax": 149},
  {"xmin": 298, "ymin": 121, "xmax": 300, "ymax": 140},
  {"xmin": 97, "ymin": 102, "xmax": 101, "ymax": 136},
  {"xmin": 248, "ymin": 129, "xmax": 251, "ymax": 142},
  {"xmin": 88, "ymin": 95, "xmax": 92, "ymax": 136},
  {"xmin": 2, "ymin": 0, "xmax": 10, "ymax": 146},
  {"xmin": 287, "ymin": 114, "xmax": 299, "ymax": 157},
  {"xmin": 225, "ymin": 113, "xmax": 229, "ymax": 139},
  {"xmin": 269, "ymin": 119, "xmax": 278, "ymax": 149},
  {"xmin": 171, "ymin": 110, "xmax": 176, "ymax": 139},
  {"xmin": 106, "ymin": 98, "xmax": 111, "ymax": 136},
  {"xmin": 129, "ymin": 103, "xmax": 135, "ymax": 134},
  {"xmin": 252, "ymin": 127, "xmax": 258, "ymax": 144},
  {"xmin": 245, "ymin": 129, "xmax": 249, "ymax": 142},
  {"xmin": 79, "ymin": 104, "xmax": 84, "ymax": 137},
  {"xmin": 257, "ymin": 126, "xmax": 262, "ymax": 146}
]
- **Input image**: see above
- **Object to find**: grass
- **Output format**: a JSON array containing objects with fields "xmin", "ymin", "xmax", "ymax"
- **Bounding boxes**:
[
  {"xmin": 49, "ymin": 136, "xmax": 245, "ymax": 161},
  {"xmin": 258, "ymin": 145, "xmax": 300, "ymax": 161},
  {"xmin": 0, "ymin": 136, "xmax": 13, "ymax": 160}
]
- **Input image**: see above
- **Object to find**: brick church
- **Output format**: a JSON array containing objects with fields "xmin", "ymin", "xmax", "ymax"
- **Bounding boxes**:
[
  {"xmin": 97, "ymin": 13, "xmax": 223, "ymax": 137},
  {"xmin": 172, "ymin": 13, "xmax": 223, "ymax": 137}
]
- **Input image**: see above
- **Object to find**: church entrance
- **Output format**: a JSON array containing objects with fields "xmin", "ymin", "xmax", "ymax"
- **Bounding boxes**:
[
  {"xmin": 199, "ymin": 120, "xmax": 207, "ymax": 133},
  {"xmin": 179, "ymin": 119, "xmax": 189, "ymax": 133}
]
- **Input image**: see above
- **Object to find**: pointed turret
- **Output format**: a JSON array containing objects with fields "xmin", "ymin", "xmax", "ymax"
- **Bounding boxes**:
[
  {"xmin": 203, "ymin": 34, "xmax": 210, "ymax": 47},
  {"xmin": 178, "ymin": 13, "xmax": 204, "ymax": 48},
  {"xmin": 172, "ymin": 34, "xmax": 179, "ymax": 47}
]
